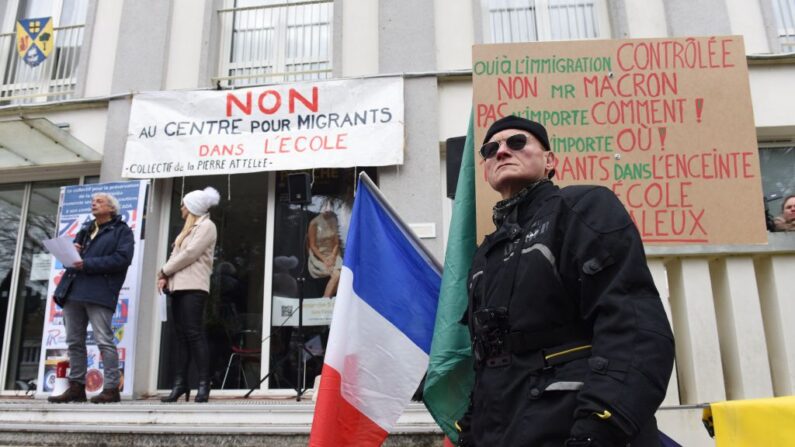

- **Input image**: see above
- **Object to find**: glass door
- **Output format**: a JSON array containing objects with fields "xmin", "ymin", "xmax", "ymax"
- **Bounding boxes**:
[
  {"xmin": 158, "ymin": 173, "xmax": 269, "ymax": 390},
  {"xmin": 4, "ymin": 179, "xmax": 77, "ymax": 390},
  {"xmin": 267, "ymin": 167, "xmax": 374, "ymax": 391},
  {"xmin": 0, "ymin": 184, "xmax": 26, "ymax": 370}
]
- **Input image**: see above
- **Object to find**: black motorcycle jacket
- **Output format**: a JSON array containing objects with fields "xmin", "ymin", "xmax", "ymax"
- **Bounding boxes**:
[{"xmin": 462, "ymin": 180, "xmax": 675, "ymax": 447}]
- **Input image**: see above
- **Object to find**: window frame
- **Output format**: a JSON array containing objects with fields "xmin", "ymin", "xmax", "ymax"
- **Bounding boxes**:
[
  {"xmin": 0, "ymin": 0, "xmax": 91, "ymax": 104},
  {"xmin": 480, "ymin": 0, "xmax": 611, "ymax": 44},
  {"xmin": 758, "ymin": 142, "xmax": 795, "ymax": 230},
  {"xmin": 769, "ymin": 0, "xmax": 795, "ymax": 52},
  {"xmin": 214, "ymin": 0, "xmax": 334, "ymax": 89}
]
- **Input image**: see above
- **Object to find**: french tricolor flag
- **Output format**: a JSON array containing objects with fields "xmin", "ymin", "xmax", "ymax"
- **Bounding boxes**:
[{"xmin": 309, "ymin": 174, "xmax": 442, "ymax": 446}]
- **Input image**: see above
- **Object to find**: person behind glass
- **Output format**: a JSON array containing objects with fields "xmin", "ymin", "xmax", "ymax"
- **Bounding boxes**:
[
  {"xmin": 773, "ymin": 194, "xmax": 795, "ymax": 232},
  {"xmin": 307, "ymin": 208, "xmax": 342, "ymax": 298},
  {"xmin": 48, "ymin": 193, "xmax": 135, "ymax": 404},
  {"xmin": 157, "ymin": 187, "xmax": 220, "ymax": 403}
]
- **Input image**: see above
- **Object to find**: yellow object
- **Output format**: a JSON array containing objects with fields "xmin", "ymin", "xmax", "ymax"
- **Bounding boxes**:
[
  {"xmin": 544, "ymin": 344, "xmax": 592, "ymax": 360},
  {"xmin": 703, "ymin": 396, "xmax": 795, "ymax": 446},
  {"xmin": 594, "ymin": 409, "xmax": 612, "ymax": 420}
]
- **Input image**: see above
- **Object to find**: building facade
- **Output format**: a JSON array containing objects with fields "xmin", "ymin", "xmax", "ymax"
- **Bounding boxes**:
[{"xmin": 0, "ymin": 0, "xmax": 793, "ymax": 444}]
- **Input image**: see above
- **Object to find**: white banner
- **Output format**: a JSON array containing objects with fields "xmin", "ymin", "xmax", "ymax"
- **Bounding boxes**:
[
  {"xmin": 122, "ymin": 77, "xmax": 405, "ymax": 178},
  {"xmin": 36, "ymin": 181, "xmax": 148, "ymax": 398}
]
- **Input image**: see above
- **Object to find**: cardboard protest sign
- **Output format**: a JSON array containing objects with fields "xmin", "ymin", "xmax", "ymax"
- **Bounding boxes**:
[
  {"xmin": 123, "ymin": 77, "xmax": 404, "ymax": 178},
  {"xmin": 472, "ymin": 36, "xmax": 766, "ymax": 245}
]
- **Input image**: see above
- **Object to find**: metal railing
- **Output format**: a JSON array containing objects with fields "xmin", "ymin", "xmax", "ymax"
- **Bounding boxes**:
[
  {"xmin": 0, "ymin": 24, "xmax": 85, "ymax": 105},
  {"xmin": 773, "ymin": 0, "xmax": 795, "ymax": 52},
  {"xmin": 488, "ymin": 3, "xmax": 540, "ymax": 43},
  {"xmin": 548, "ymin": 0, "xmax": 598, "ymax": 41},
  {"xmin": 215, "ymin": 0, "xmax": 333, "ymax": 88},
  {"xmin": 486, "ymin": 0, "xmax": 598, "ymax": 43}
]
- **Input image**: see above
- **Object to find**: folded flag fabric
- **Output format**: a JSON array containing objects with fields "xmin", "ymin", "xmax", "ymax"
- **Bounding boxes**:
[
  {"xmin": 423, "ymin": 112, "xmax": 477, "ymax": 444},
  {"xmin": 703, "ymin": 396, "xmax": 795, "ymax": 446},
  {"xmin": 309, "ymin": 173, "xmax": 443, "ymax": 447}
]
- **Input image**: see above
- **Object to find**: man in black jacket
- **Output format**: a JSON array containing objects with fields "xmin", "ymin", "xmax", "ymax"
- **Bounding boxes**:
[
  {"xmin": 458, "ymin": 116, "xmax": 675, "ymax": 446},
  {"xmin": 48, "ymin": 192, "xmax": 135, "ymax": 404}
]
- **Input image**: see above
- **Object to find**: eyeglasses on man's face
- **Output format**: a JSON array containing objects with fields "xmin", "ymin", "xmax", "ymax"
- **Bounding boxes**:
[{"xmin": 480, "ymin": 133, "xmax": 528, "ymax": 160}]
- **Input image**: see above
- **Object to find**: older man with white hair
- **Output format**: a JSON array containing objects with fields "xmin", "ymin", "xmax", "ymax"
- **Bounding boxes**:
[{"xmin": 49, "ymin": 192, "xmax": 135, "ymax": 404}]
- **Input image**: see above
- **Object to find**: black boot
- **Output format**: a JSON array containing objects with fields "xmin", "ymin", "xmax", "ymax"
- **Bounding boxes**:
[
  {"xmin": 161, "ymin": 376, "xmax": 190, "ymax": 403},
  {"xmin": 90, "ymin": 387, "xmax": 121, "ymax": 404},
  {"xmin": 194, "ymin": 380, "xmax": 210, "ymax": 403},
  {"xmin": 47, "ymin": 381, "xmax": 87, "ymax": 403}
]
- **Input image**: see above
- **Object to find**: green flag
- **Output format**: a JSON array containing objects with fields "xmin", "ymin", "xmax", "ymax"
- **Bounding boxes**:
[{"xmin": 423, "ymin": 112, "xmax": 477, "ymax": 443}]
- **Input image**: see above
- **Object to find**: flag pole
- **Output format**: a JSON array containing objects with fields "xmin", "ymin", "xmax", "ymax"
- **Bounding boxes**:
[{"xmin": 357, "ymin": 171, "xmax": 443, "ymax": 274}]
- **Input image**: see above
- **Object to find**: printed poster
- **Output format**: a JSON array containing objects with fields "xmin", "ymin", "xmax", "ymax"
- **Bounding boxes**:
[
  {"xmin": 271, "ymin": 295, "xmax": 336, "ymax": 327},
  {"xmin": 36, "ymin": 181, "xmax": 148, "ymax": 398}
]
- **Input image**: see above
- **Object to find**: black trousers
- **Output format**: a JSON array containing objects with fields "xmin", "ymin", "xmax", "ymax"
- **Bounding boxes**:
[{"xmin": 170, "ymin": 290, "xmax": 210, "ymax": 383}]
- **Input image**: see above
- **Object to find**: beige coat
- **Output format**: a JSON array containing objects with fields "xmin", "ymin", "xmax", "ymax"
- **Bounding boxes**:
[{"xmin": 160, "ymin": 214, "xmax": 217, "ymax": 292}]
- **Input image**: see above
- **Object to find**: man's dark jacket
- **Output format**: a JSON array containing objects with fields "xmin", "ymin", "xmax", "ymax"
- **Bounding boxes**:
[
  {"xmin": 53, "ymin": 214, "xmax": 135, "ymax": 311},
  {"xmin": 462, "ymin": 181, "xmax": 675, "ymax": 446}
]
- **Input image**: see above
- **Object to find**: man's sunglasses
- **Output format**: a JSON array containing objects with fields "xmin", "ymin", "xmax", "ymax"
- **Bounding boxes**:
[{"xmin": 479, "ymin": 133, "xmax": 528, "ymax": 159}]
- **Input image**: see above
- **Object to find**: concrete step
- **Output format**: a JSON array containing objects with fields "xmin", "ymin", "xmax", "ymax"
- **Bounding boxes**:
[
  {"xmin": 0, "ymin": 398, "xmax": 443, "ymax": 446},
  {"xmin": 0, "ymin": 397, "xmax": 712, "ymax": 446}
]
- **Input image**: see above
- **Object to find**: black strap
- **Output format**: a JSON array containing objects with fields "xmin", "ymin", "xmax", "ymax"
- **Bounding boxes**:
[{"xmin": 496, "ymin": 224, "xmax": 524, "ymax": 306}]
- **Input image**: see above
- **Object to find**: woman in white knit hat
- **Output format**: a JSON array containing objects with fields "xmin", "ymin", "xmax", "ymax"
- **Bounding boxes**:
[{"xmin": 157, "ymin": 187, "xmax": 220, "ymax": 403}]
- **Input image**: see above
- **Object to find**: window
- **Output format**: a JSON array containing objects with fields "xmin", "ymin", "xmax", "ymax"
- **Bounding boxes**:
[
  {"xmin": 0, "ymin": 0, "xmax": 88, "ymax": 104},
  {"xmin": 0, "ymin": 184, "xmax": 25, "ymax": 378},
  {"xmin": 267, "ymin": 168, "xmax": 373, "ymax": 391},
  {"xmin": 158, "ymin": 173, "xmax": 268, "ymax": 391},
  {"xmin": 0, "ymin": 179, "xmax": 79, "ymax": 391},
  {"xmin": 216, "ymin": 0, "xmax": 333, "ymax": 88},
  {"xmin": 760, "ymin": 146, "xmax": 795, "ymax": 231},
  {"xmin": 772, "ymin": 0, "xmax": 795, "ymax": 52},
  {"xmin": 482, "ymin": 0, "xmax": 608, "ymax": 43},
  {"xmin": 158, "ymin": 169, "xmax": 376, "ymax": 393}
]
